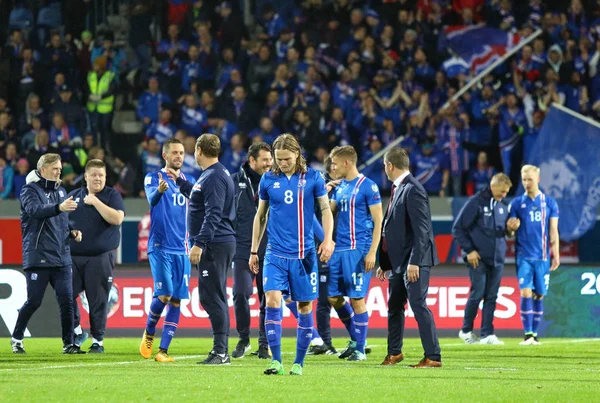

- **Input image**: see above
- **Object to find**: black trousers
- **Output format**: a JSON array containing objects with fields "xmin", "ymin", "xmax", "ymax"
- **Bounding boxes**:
[
  {"xmin": 12, "ymin": 266, "xmax": 74, "ymax": 347},
  {"xmin": 198, "ymin": 242, "xmax": 236, "ymax": 355},
  {"xmin": 317, "ymin": 265, "xmax": 332, "ymax": 346},
  {"xmin": 232, "ymin": 257, "xmax": 267, "ymax": 346},
  {"xmin": 462, "ymin": 261, "xmax": 504, "ymax": 338},
  {"xmin": 387, "ymin": 266, "xmax": 441, "ymax": 361},
  {"xmin": 72, "ymin": 250, "xmax": 115, "ymax": 341}
]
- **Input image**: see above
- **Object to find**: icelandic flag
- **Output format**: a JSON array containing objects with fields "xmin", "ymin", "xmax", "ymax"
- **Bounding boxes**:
[
  {"xmin": 527, "ymin": 104, "xmax": 600, "ymax": 241},
  {"xmin": 441, "ymin": 24, "xmax": 521, "ymax": 74}
]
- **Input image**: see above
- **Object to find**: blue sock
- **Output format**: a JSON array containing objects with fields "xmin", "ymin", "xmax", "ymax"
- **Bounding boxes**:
[
  {"xmin": 335, "ymin": 302, "xmax": 356, "ymax": 341},
  {"xmin": 353, "ymin": 312, "xmax": 369, "ymax": 354},
  {"xmin": 146, "ymin": 298, "xmax": 167, "ymax": 336},
  {"xmin": 295, "ymin": 313, "xmax": 313, "ymax": 367},
  {"xmin": 286, "ymin": 301, "xmax": 299, "ymax": 319},
  {"xmin": 159, "ymin": 305, "xmax": 180, "ymax": 351},
  {"xmin": 520, "ymin": 297, "xmax": 533, "ymax": 335},
  {"xmin": 265, "ymin": 307, "xmax": 282, "ymax": 363},
  {"xmin": 532, "ymin": 299, "xmax": 543, "ymax": 336}
]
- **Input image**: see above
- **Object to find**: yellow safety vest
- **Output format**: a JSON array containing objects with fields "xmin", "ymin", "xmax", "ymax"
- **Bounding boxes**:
[
  {"xmin": 87, "ymin": 71, "xmax": 115, "ymax": 114},
  {"xmin": 74, "ymin": 148, "xmax": 87, "ymax": 168}
]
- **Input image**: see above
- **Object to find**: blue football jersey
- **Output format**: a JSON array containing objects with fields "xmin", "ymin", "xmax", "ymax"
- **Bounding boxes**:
[
  {"xmin": 259, "ymin": 168, "xmax": 328, "ymax": 259},
  {"xmin": 144, "ymin": 169, "xmax": 195, "ymax": 255},
  {"xmin": 332, "ymin": 174, "xmax": 381, "ymax": 251},
  {"xmin": 509, "ymin": 192, "xmax": 559, "ymax": 261}
]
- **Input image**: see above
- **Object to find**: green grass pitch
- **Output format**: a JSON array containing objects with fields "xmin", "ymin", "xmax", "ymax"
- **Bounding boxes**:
[{"xmin": 1, "ymin": 337, "xmax": 599, "ymax": 402}]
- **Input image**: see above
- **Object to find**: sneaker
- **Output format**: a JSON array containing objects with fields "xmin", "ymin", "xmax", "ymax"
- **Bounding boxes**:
[
  {"xmin": 140, "ymin": 330, "xmax": 154, "ymax": 359},
  {"xmin": 308, "ymin": 344, "xmax": 337, "ymax": 355},
  {"xmin": 289, "ymin": 363, "xmax": 303, "ymax": 375},
  {"xmin": 232, "ymin": 340, "xmax": 251, "ymax": 359},
  {"xmin": 310, "ymin": 337, "xmax": 324, "ymax": 347},
  {"xmin": 198, "ymin": 351, "xmax": 231, "ymax": 365},
  {"xmin": 532, "ymin": 336, "xmax": 542, "ymax": 345},
  {"xmin": 365, "ymin": 345, "xmax": 372, "ymax": 355},
  {"xmin": 155, "ymin": 349, "xmax": 175, "ymax": 363},
  {"xmin": 74, "ymin": 332, "xmax": 89, "ymax": 347},
  {"xmin": 338, "ymin": 340, "xmax": 357, "ymax": 359},
  {"xmin": 479, "ymin": 335, "xmax": 505, "ymax": 345},
  {"xmin": 89, "ymin": 343, "xmax": 105, "ymax": 353},
  {"xmin": 257, "ymin": 344, "xmax": 271, "ymax": 360},
  {"xmin": 347, "ymin": 351, "xmax": 367, "ymax": 361},
  {"xmin": 63, "ymin": 344, "xmax": 86, "ymax": 354},
  {"xmin": 10, "ymin": 339, "xmax": 26, "ymax": 354},
  {"xmin": 459, "ymin": 330, "xmax": 479, "ymax": 344},
  {"xmin": 264, "ymin": 360, "xmax": 284, "ymax": 375},
  {"xmin": 519, "ymin": 334, "xmax": 535, "ymax": 345}
]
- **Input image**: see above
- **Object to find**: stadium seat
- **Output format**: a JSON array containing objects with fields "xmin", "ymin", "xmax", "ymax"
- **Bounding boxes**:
[
  {"xmin": 8, "ymin": 6, "xmax": 34, "ymax": 30},
  {"xmin": 37, "ymin": 6, "xmax": 62, "ymax": 28}
]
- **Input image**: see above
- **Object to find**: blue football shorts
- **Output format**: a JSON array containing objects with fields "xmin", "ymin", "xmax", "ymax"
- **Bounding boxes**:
[
  {"xmin": 263, "ymin": 249, "xmax": 318, "ymax": 302},
  {"xmin": 148, "ymin": 251, "xmax": 191, "ymax": 300}
]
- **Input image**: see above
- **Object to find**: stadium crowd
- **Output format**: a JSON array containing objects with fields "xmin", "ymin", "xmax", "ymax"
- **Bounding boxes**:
[{"xmin": 1, "ymin": 0, "xmax": 599, "ymax": 201}]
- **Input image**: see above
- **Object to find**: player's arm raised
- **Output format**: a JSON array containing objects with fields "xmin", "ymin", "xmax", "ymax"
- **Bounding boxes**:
[
  {"xmin": 549, "ymin": 217, "xmax": 560, "ymax": 271},
  {"xmin": 249, "ymin": 199, "xmax": 269, "ymax": 273},
  {"xmin": 317, "ymin": 195, "xmax": 335, "ymax": 262},
  {"xmin": 365, "ymin": 203, "xmax": 383, "ymax": 272}
]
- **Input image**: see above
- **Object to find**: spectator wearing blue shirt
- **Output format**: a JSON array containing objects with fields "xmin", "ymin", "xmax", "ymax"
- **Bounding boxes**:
[
  {"xmin": 137, "ymin": 76, "xmax": 172, "ymax": 128},
  {"xmin": 221, "ymin": 133, "xmax": 247, "ymax": 174},
  {"xmin": 499, "ymin": 93, "xmax": 527, "ymax": 176},
  {"xmin": 248, "ymin": 117, "xmax": 280, "ymax": 144},
  {"xmin": 0, "ymin": 156, "xmax": 14, "ymax": 199},
  {"xmin": 145, "ymin": 109, "xmax": 177, "ymax": 146},
  {"xmin": 157, "ymin": 24, "xmax": 190, "ymax": 61},
  {"xmin": 466, "ymin": 151, "xmax": 497, "ymax": 196},
  {"xmin": 181, "ymin": 135, "xmax": 202, "ymax": 179},
  {"xmin": 411, "ymin": 141, "xmax": 450, "ymax": 197},
  {"xmin": 274, "ymin": 29, "xmax": 295, "ymax": 63},
  {"xmin": 90, "ymin": 33, "xmax": 126, "ymax": 82},
  {"xmin": 181, "ymin": 45, "xmax": 202, "ymax": 94},
  {"xmin": 259, "ymin": 4, "xmax": 285, "ymax": 42},
  {"xmin": 12, "ymin": 158, "xmax": 29, "ymax": 200},
  {"xmin": 180, "ymin": 94, "xmax": 207, "ymax": 138},
  {"xmin": 140, "ymin": 138, "xmax": 164, "ymax": 177},
  {"xmin": 523, "ymin": 110, "xmax": 544, "ymax": 163}
]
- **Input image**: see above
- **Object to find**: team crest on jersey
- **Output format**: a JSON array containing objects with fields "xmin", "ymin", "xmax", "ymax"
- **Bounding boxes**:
[
  {"xmin": 531, "ymin": 206, "xmax": 537, "ymax": 210},
  {"xmin": 371, "ymin": 184, "xmax": 378, "ymax": 192},
  {"xmin": 144, "ymin": 176, "xmax": 152, "ymax": 185},
  {"xmin": 521, "ymin": 203, "xmax": 526, "ymax": 208},
  {"xmin": 352, "ymin": 188, "xmax": 359, "ymax": 194},
  {"xmin": 274, "ymin": 182, "xmax": 280, "ymax": 189},
  {"xmin": 541, "ymin": 202, "xmax": 546, "ymax": 207},
  {"xmin": 298, "ymin": 179, "xmax": 306, "ymax": 188}
]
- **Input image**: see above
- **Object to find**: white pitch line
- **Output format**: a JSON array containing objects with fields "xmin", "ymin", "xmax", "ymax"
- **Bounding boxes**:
[
  {"xmin": 0, "ymin": 354, "xmax": 205, "ymax": 372},
  {"xmin": 463, "ymin": 367, "xmax": 518, "ymax": 371},
  {"xmin": 443, "ymin": 339, "xmax": 600, "ymax": 347}
]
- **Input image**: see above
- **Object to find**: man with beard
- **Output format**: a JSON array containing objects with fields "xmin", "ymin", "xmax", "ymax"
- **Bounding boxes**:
[
  {"xmin": 68, "ymin": 159, "xmax": 126, "ymax": 353},
  {"xmin": 140, "ymin": 138, "xmax": 195, "ymax": 362}
]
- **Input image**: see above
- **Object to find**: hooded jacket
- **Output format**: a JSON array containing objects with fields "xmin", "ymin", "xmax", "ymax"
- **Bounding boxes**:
[{"xmin": 20, "ymin": 170, "xmax": 74, "ymax": 269}]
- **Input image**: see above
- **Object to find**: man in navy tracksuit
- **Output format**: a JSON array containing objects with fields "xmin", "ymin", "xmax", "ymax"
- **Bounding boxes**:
[
  {"xmin": 171, "ymin": 133, "xmax": 236, "ymax": 365},
  {"xmin": 11, "ymin": 153, "xmax": 85, "ymax": 354},
  {"xmin": 230, "ymin": 142, "xmax": 273, "ymax": 360},
  {"xmin": 453, "ymin": 173, "xmax": 520, "ymax": 345},
  {"xmin": 68, "ymin": 159, "xmax": 125, "ymax": 353}
]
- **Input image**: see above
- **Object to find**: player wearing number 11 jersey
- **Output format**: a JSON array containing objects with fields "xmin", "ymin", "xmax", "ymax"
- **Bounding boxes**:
[
  {"xmin": 140, "ymin": 138, "xmax": 195, "ymax": 362},
  {"xmin": 250, "ymin": 134, "xmax": 335, "ymax": 376},
  {"xmin": 508, "ymin": 165, "xmax": 560, "ymax": 345}
]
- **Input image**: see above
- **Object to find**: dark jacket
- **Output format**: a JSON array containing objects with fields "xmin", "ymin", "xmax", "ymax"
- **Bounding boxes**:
[
  {"xmin": 381, "ymin": 173, "xmax": 439, "ymax": 273},
  {"xmin": 452, "ymin": 187, "xmax": 509, "ymax": 266},
  {"xmin": 20, "ymin": 170, "xmax": 74, "ymax": 270},
  {"xmin": 232, "ymin": 162, "xmax": 267, "ymax": 260}
]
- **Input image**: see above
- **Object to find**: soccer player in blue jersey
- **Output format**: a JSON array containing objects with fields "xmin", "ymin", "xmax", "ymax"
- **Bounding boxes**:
[
  {"xmin": 249, "ymin": 134, "xmax": 335, "ymax": 376},
  {"xmin": 508, "ymin": 165, "xmax": 560, "ymax": 345},
  {"xmin": 327, "ymin": 146, "xmax": 383, "ymax": 361},
  {"xmin": 140, "ymin": 138, "xmax": 195, "ymax": 362}
]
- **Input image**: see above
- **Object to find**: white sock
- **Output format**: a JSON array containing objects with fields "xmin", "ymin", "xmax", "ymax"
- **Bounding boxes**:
[
  {"xmin": 92, "ymin": 338, "xmax": 103, "ymax": 346},
  {"xmin": 311, "ymin": 337, "xmax": 324, "ymax": 346},
  {"xmin": 11, "ymin": 337, "xmax": 23, "ymax": 344},
  {"xmin": 74, "ymin": 325, "xmax": 83, "ymax": 335}
]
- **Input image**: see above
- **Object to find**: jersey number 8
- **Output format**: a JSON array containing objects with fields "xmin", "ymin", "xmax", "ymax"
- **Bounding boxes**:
[{"xmin": 284, "ymin": 190, "xmax": 294, "ymax": 204}]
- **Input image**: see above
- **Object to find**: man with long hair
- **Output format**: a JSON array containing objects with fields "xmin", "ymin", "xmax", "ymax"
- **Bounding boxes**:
[{"xmin": 249, "ymin": 134, "xmax": 334, "ymax": 375}]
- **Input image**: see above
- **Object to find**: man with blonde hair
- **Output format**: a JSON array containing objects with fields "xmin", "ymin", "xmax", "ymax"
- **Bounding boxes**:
[
  {"xmin": 249, "ymin": 133, "xmax": 335, "ymax": 375},
  {"xmin": 508, "ymin": 165, "xmax": 560, "ymax": 345},
  {"xmin": 453, "ymin": 173, "xmax": 519, "ymax": 345}
]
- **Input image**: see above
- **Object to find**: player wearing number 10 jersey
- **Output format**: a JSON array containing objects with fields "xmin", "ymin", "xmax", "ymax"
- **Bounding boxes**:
[
  {"xmin": 140, "ymin": 139, "xmax": 195, "ymax": 362},
  {"xmin": 250, "ymin": 134, "xmax": 335, "ymax": 376},
  {"xmin": 508, "ymin": 165, "xmax": 560, "ymax": 345}
]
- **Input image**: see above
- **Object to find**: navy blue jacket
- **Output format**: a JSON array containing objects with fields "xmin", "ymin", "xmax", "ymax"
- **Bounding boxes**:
[
  {"xmin": 452, "ymin": 187, "xmax": 509, "ymax": 266},
  {"xmin": 381, "ymin": 174, "xmax": 439, "ymax": 273},
  {"xmin": 232, "ymin": 162, "xmax": 267, "ymax": 260},
  {"xmin": 20, "ymin": 171, "xmax": 74, "ymax": 270},
  {"xmin": 178, "ymin": 161, "xmax": 236, "ymax": 250}
]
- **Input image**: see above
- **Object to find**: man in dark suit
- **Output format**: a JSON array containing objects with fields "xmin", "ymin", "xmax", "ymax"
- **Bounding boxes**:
[{"xmin": 376, "ymin": 147, "xmax": 442, "ymax": 368}]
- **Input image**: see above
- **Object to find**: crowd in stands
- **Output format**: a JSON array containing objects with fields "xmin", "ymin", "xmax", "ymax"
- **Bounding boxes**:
[{"xmin": 1, "ymin": 0, "xmax": 600, "ymax": 201}]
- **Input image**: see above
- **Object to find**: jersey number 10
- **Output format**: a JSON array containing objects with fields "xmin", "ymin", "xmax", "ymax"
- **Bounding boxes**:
[{"xmin": 172, "ymin": 193, "xmax": 186, "ymax": 206}]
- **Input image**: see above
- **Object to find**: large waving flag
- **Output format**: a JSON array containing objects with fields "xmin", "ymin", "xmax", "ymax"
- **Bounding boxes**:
[
  {"xmin": 442, "ymin": 24, "xmax": 521, "ymax": 74},
  {"xmin": 527, "ymin": 104, "xmax": 600, "ymax": 241}
]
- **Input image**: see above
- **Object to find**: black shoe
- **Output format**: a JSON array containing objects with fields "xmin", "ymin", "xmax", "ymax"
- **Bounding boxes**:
[
  {"xmin": 257, "ymin": 344, "xmax": 271, "ymax": 359},
  {"xmin": 89, "ymin": 343, "xmax": 105, "ymax": 353},
  {"xmin": 11, "ymin": 340, "xmax": 26, "ymax": 354},
  {"xmin": 63, "ymin": 344, "xmax": 86, "ymax": 354},
  {"xmin": 308, "ymin": 344, "xmax": 337, "ymax": 355},
  {"xmin": 365, "ymin": 345, "xmax": 372, "ymax": 355},
  {"xmin": 338, "ymin": 340, "xmax": 356, "ymax": 359},
  {"xmin": 232, "ymin": 340, "xmax": 251, "ymax": 359},
  {"xmin": 198, "ymin": 351, "xmax": 231, "ymax": 365},
  {"xmin": 74, "ymin": 332, "xmax": 89, "ymax": 347}
]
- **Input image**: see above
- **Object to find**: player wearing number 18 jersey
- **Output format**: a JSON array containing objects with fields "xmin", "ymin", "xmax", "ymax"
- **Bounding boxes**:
[
  {"xmin": 327, "ymin": 146, "xmax": 383, "ymax": 361},
  {"xmin": 508, "ymin": 165, "xmax": 560, "ymax": 345},
  {"xmin": 250, "ymin": 134, "xmax": 334, "ymax": 376},
  {"xmin": 140, "ymin": 139, "xmax": 195, "ymax": 362}
]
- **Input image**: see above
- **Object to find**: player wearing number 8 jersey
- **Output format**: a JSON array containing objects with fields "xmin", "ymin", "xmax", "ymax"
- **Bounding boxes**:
[
  {"xmin": 250, "ymin": 134, "xmax": 335, "ymax": 376},
  {"xmin": 327, "ymin": 146, "xmax": 383, "ymax": 362},
  {"xmin": 508, "ymin": 165, "xmax": 560, "ymax": 345},
  {"xmin": 140, "ymin": 138, "xmax": 194, "ymax": 362}
]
